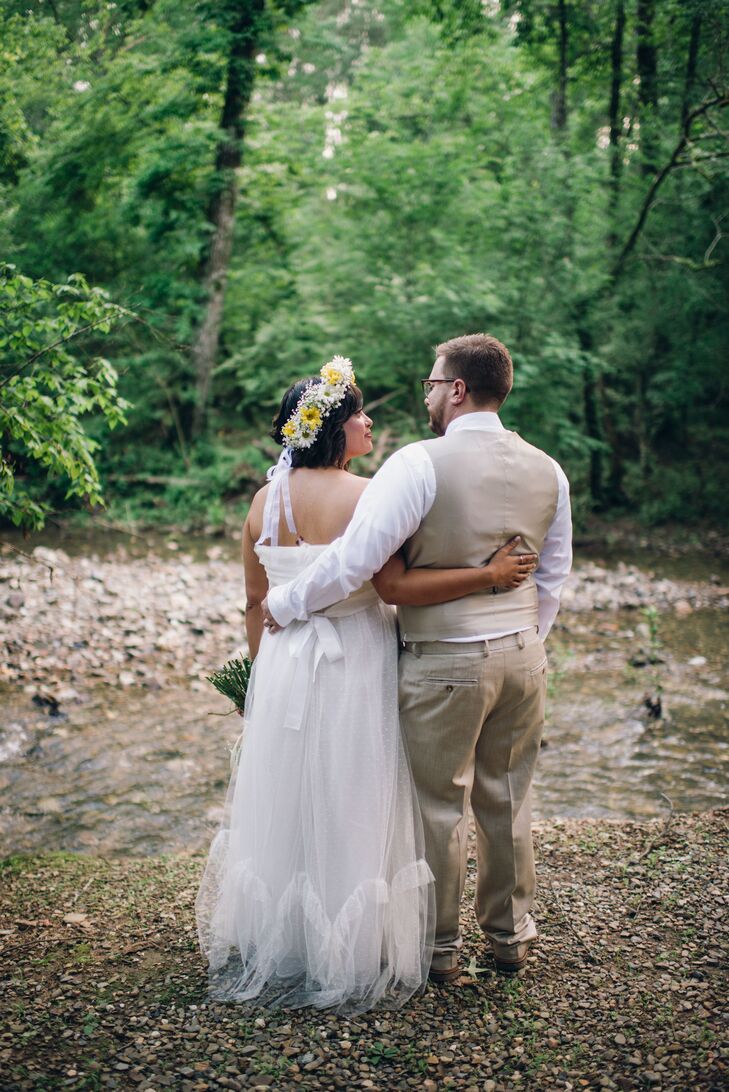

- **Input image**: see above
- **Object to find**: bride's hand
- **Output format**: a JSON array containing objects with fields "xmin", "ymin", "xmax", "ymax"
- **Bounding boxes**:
[{"xmin": 483, "ymin": 536, "xmax": 538, "ymax": 590}]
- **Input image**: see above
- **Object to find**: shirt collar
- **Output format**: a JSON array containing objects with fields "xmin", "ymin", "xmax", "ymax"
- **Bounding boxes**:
[{"xmin": 445, "ymin": 411, "xmax": 505, "ymax": 436}]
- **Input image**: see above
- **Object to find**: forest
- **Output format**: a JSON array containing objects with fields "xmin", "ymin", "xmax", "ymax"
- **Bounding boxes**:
[{"xmin": 1, "ymin": 0, "xmax": 727, "ymax": 533}]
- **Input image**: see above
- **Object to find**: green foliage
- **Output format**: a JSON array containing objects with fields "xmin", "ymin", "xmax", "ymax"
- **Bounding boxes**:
[
  {"xmin": 367, "ymin": 1040, "xmax": 399, "ymax": 1066},
  {"xmin": 0, "ymin": 0, "xmax": 726, "ymax": 528},
  {"xmin": 0, "ymin": 264, "xmax": 131, "ymax": 530},
  {"xmin": 97, "ymin": 437, "xmax": 273, "ymax": 530}
]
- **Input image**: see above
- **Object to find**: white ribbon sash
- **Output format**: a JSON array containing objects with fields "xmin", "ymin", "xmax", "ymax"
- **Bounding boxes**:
[
  {"xmin": 282, "ymin": 614, "xmax": 346, "ymax": 732},
  {"xmin": 257, "ymin": 450, "xmax": 296, "ymax": 547}
]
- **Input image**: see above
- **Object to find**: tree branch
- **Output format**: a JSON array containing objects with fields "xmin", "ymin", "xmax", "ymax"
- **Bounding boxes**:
[
  {"xmin": 674, "ymin": 151, "xmax": 729, "ymax": 167},
  {"xmin": 610, "ymin": 94, "xmax": 729, "ymax": 283},
  {"xmin": 640, "ymin": 253, "xmax": 719, "ymax": 272},
  {"xmin": 705, "ymin": 215, "xmax": 726, "ymax": 264},
  {"xmin": 0, "ymin": 312, "xmax": 133, "ymax": 391}
]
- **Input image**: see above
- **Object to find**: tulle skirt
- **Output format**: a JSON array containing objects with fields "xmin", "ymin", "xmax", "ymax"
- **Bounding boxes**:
[{"xmin": 196, "ymin": 601, "xmax": 434, "ymax": 1011}]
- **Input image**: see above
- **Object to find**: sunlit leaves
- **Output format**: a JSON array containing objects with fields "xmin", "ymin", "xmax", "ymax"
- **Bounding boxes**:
[{"xmin": 0, "ymin": 264, "xmax": 132, "ymax": 530}]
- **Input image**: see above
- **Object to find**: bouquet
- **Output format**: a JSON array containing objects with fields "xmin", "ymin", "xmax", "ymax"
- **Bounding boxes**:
[{"xmin": 206, "ymin": 655, "xmax": 252, "ymax": 714}]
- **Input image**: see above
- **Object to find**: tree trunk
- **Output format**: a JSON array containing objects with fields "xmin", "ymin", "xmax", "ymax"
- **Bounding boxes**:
[
  {"xmin": 608, "ymin": 0, "xmax": 625, "ymax": 220},
  {"xmin": 601, "ymin": 0, "xmax": 627, "ymax": 499},
  {"xmin": 681, "ymin": 13, "xmax": 702, "ymax": 128},
  {"xmin": 551, "ymin": 0, "xmax": 568, "ymax": 131},
  {"xmin": 636, "ymin": 0, "xmax": 657, "ymax": 174},
  {"xmin": 583, "ymin": 364, "xmax": 604, "ymax": 508},
  {"xmin": 191, "ymin": 0, "xmax": 266, "ymax": 439},
  {"xmin": 575, "ymin": 315, "xmax": 604, "ymax": 509}
]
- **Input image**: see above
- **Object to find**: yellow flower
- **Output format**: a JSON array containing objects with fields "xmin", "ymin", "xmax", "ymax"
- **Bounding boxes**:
[
  {"xmin": 300, "ymin": 405, "xmax": 322, "ymax": 428},
  {"xmin": 282, "ymin": 421, "xmax": 297, "ymax": 438},
  {"xmin": 320, "ymin": 365, "xmax": 343, "ymax": 386}
]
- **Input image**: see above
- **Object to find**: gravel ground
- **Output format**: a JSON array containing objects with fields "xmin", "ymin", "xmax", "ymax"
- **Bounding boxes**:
[{"xmin": 1, "ymin": 810, "xmax": 726, "ymax": 1091}]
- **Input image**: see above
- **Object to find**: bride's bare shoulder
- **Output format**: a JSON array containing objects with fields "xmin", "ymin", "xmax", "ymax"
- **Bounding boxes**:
[
  {"xmin": 248, "ymin": 483, "xmax": 269, "ymax": 516},
  {"xmin": 345, "ymin": 472, "xmax": 371, "ymax": 495},
  {"xmin": 252, "ymin": 481, "xmax": 270, "ymax": 502},
  {"xmin": 244, "ymin": 482, "xmax": 269, "ymax": 539}
]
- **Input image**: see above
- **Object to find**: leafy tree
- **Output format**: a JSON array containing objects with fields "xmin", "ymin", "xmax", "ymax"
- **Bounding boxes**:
[
  {"xmin": 0, "ymin": 264, "xmax": 131, "ymax": 530},
  {"xmin": 1, "ymin": 0, "xmax": 727, "ymax": 528}
]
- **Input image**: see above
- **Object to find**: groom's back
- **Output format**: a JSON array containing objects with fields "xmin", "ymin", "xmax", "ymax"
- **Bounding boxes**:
[{"xmin": 398, "ymin": 429, "xmax": 558, "ymax": 640}]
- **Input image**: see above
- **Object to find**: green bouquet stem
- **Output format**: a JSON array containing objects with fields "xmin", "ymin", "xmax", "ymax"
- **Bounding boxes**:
[{"xmin": 207, "ymin": 656, "xmax": 253, "ymax": 713}]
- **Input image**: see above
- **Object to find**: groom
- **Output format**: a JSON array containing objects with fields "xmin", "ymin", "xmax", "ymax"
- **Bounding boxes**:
[{"xmin": 263, "ymin": 333, "xmax": 572, "ymax": 979}]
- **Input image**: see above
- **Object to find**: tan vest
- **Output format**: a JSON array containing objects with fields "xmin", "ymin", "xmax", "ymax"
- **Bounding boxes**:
[{"xmin": 398, "ymin": 429, "xmax": 559, "ymax": 640}]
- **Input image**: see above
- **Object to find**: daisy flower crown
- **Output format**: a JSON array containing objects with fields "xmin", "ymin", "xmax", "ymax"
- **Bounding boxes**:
[{"xmin": 281, "ymin": 356, "xmax": 356, "ymax": 450}]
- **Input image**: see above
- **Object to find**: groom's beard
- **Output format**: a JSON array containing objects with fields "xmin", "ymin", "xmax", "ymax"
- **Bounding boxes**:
[{"xmin": 427, "ymin": 409, "xmax": 446, "ymax": 436}]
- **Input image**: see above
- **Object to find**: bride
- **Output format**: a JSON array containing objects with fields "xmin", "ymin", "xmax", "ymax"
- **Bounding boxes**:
[{"xmin": 196, "ymin": 357, "xmax": 536, "ymax": 1011}]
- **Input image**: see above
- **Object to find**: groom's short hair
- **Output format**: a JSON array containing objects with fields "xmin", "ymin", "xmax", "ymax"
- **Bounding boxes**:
[{"xmin": 435, "ymin": 333, "xmax": 513, "ymax": 407}]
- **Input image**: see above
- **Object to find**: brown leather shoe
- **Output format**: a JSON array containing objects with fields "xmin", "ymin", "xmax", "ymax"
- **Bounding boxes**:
[
  {"xmin": 428, "ymin": 955, "xmax": 461, "ymax": 983},
  {"xmin": 491, "ymin": 938, "xmax": 534, "ymax": 973}
]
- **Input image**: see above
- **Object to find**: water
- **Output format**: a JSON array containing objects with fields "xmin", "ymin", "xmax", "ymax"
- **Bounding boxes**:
[
  {"xmin": 535, "ymin": 609, "xmax": 728, "ymax": 819},
  {"xmin": 1, "ymin": 601, "xmax": 726, "ymax": 856},
  {"xmin": 0, "ymin": 524, "xmax": 236, "ymax": 563},
  {"xmin": 0, "ymin": 686, "xmax": 236, "ymax": 856}
]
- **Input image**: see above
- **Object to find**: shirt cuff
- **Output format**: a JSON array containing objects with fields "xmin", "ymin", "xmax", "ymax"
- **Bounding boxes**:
[
  {"xmin": 537, "ymin": 596, "xmax": 558, "ymax": 641},
  {"xmin": 266, "ymin": 585, "xmax": 297, "ymax": 628}
]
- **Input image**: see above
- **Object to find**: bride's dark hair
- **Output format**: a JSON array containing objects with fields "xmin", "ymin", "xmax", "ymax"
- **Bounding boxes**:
[{"xmin": 271, "ymin": 378, "xmax": 364, "ymax": 469}]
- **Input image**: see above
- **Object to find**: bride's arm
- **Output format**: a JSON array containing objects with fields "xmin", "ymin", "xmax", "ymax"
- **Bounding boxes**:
[
  {"xmin": 242, "ymin": 508, "xmax": 269, "ymax": 659},
  {"xmin": 371, "ymin": 537, "xmax": 537, "ymax": 607}
]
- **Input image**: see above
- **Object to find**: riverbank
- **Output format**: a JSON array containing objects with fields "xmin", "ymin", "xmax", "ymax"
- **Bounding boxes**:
[
  {"xmin": 1, "ymin": 810, "xmax": 726, "ymax": 1091},
  {"xmin": 2, "ymin": 543, "xmax": 727, "ymax": 698}
]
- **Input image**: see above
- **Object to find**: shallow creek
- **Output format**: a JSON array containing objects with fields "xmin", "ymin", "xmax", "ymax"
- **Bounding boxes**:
[{"xmin": 0, "ymin": 535, "xmax": 727, "ymax": 856}]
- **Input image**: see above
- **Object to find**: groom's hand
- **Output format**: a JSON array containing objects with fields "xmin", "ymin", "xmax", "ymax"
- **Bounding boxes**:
[{"xmin": 261, "ymin": 597, "xmax": 282, "ymax": 634}]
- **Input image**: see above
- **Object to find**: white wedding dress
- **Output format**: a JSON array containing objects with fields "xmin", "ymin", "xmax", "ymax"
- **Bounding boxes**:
[{"xmin": 196, "ymin": 470, "xmax": 434, "ymax": 1011}]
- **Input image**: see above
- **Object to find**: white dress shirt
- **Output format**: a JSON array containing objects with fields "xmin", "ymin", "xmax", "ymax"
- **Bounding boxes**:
[{"xmin": 267, "ymin": 412, "xmax": 572, "ymax": 639}]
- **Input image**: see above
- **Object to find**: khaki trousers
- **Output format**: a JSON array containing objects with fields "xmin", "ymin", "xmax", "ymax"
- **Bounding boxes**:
[{"xmin": 398, "ymin": 627, "xmax": 547, "ymax": 955}]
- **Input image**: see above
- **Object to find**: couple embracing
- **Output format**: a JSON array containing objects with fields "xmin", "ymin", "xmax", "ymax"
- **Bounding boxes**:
[{"xmin": 196, "ymin": 333, "xmax": 572, "ymax": 1011}]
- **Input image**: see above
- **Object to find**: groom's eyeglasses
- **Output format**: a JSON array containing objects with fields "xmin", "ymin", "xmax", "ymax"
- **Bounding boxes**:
[{"xmin": 420, "ymin": 378, "xmax": 460, "ymax": 395}]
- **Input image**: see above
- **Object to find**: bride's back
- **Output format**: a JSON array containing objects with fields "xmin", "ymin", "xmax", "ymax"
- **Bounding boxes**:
[{"xmin": 249, "ymin": 467, "xmax": 368, "ymax": 547}]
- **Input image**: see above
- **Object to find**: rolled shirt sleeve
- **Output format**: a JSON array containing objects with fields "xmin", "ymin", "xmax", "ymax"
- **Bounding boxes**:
[
  {"xmin": 266, "ymin": 444, "xmax": 436, "ymax": 626},
  {"xmin": 535, "ymin": 459, "xmax": 572, "ymax": 639}
]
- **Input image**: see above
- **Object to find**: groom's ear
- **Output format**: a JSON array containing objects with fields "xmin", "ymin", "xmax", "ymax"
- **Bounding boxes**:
[{"xmin": 451, "ymin": 378, "xmax": 468, "ymax": 403}]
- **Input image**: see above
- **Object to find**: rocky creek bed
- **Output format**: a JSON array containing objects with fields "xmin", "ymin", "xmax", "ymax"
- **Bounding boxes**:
[
  {"xmin": 1, "ymin": 544, "xmax": 727, "ymax": 699},
  {"xmin": 1, "ymin": 810, "xmax": 726, "ymax": 1091},
  {"xmin": 2, "ymin": 540, "xmax": 728, "ymax": 853}
]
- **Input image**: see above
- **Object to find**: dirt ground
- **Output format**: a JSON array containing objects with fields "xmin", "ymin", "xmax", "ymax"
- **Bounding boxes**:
[{"xmin": 1, "ymin": 810, "xmax": 726, "ymax": 1092}]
